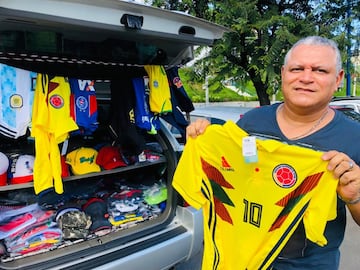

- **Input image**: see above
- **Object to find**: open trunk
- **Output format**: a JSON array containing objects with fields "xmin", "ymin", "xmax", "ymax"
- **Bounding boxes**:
[{"xmin": 0, "ymin": 1, "xmax": 227, "ymax": 269}]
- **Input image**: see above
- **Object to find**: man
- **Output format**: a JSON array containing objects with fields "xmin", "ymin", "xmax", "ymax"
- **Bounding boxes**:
[{"xmin": 185, "ymin": 36, "xmax": 360, "ymax": 269}]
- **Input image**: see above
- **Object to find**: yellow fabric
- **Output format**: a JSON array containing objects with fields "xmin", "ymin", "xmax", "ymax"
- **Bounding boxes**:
[
  {"xmin": 65, "ymin": 147, "xmax": 100, "ymax": 175},
  {"xmin": 144, "ymin": 65, "xmax": 172, "ymax": 114},
  {"xmin": 31, "ymin": 74, "xmax": 78, "ymax": 194},
  {"xmin": 172, "ymin": 121, "xmax": 337, "ymax": 270}
]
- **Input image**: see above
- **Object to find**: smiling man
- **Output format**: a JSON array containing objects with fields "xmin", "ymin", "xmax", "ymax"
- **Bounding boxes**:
[{"xmin": 185, "ymin": 36, "xmax": 360, "ymax": 270}]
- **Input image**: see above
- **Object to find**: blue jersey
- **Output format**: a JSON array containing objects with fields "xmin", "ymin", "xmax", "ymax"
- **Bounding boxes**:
[
  {"xmin": 238, "ymin": 103, "xmax": 360, "ymax": 270},
  {"xmin": 132, "ymin": 77, "xmax": 160, "ymax": 133},
  {"xmin": 166, "ymin": 66, "xmax": 194, "ymax": 113},
  {"xmin": 69, "ymin": 78, "xmax": 98, "ymax": 135}
]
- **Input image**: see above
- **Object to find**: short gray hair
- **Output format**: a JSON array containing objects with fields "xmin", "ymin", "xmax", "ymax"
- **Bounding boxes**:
[{"xmin": 284, "ymin": 36, "xmax": 342, "ymax": 73}]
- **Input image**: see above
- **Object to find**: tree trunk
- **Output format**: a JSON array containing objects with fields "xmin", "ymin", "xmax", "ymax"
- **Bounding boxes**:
[{"xmin": 248, "ymin": 68, "xmax": 271, "ymax": 106}]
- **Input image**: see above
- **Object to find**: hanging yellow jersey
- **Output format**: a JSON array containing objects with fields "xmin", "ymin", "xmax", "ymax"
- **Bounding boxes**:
[
  {"xmin": 172, "ymin": 121, "xmax": 337, "ymax": 270},
  {"xmin": 31, "ymin": 74, "xmax": 79, "ymax": 194},
  {"xmin": 144, "ymin": 65, "xmax": 172, "ymax": 114}
]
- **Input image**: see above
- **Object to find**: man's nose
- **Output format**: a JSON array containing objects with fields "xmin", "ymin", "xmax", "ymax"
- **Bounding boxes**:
[{"xmin": 299, "ymin": 68, "xmax": 314, "ymax": 82}]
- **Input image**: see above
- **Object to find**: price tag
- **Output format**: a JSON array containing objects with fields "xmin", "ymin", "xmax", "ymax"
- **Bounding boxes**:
[{"xmin": 242, "ymin": 136, "xmax": 258, "ymax": 163}]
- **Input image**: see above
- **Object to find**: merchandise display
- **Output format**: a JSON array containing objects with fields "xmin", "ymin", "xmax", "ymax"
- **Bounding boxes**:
[{"xmin": 0, "ymin": 62, "xmax": 185, "ymax": 261}]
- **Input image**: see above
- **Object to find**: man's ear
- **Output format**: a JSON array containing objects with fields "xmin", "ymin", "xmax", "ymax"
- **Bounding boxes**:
[{"xmin": 336, "ymin": 69, "xmax": 345, "ymax": 89}]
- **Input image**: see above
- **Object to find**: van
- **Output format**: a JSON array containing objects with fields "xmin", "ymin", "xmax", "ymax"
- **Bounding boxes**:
[{"xmin": 0, "ymin": 1, "xmax": 227, "ymax": 269}]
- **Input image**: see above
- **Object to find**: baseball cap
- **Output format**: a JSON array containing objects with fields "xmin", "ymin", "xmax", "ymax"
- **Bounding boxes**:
[
  {"xmin": 0, "ymin": 153, "xmax": 9, "ymax": 186},
  {"xmin": 66, "ymin": 147, "xmax": 101, "ymax": 175},
  {"xmin": 9, "ymin": 154, "xmax": 35, "ymax": 185},
  {"xmin": 82, "ymin": 198, "xmax": 112, "ymax": 236},
  {"xmin": 96, "ymin": 146, "xmax": 127, "ymax": 170},
  {"xmin": 56, "ymin": 206, "xmax": 92, "ymax": 239}
]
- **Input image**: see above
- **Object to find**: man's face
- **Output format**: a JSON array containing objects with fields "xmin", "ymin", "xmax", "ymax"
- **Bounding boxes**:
[{"xmin": 281, "ymin": 44, "xmax": 344, "ymax": 110}]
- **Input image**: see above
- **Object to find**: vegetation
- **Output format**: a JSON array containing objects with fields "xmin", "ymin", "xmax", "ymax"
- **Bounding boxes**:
[
  {"xmin": 148, "ymin": 0, "xmax": 360, "ymax": 104},
  {"xmin": 179, "ymin": 67, "xmax": 360, "ymax": 103},
  {"xmin": 179, "ymin": 67, "xmax": 258, "ymax": 103}
]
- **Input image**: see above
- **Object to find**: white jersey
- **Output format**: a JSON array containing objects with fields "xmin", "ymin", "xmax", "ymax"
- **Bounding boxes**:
[{"xmin": 0, "ymin": 64, "xmax": 37, "ymax": 139}]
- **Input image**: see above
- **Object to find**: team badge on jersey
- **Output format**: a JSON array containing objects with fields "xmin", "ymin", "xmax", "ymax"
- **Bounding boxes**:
[
  {"xmin": 76, "ymin": 96, "xmax": 88, "ymax": 111},
  {"xmin": 10, "ymin": 94, "xmax": 23, "ymax": 108},
  {"xmin": 172, "ymin": 76, "xmax": 183, "ymax": 89},
  {"xmin": 272, "ymin": 164, "xmax": 297, "ymax": 188},
  {"xmin": 49, "ymin": 95, "xmax": 64, "ymax": 109}
]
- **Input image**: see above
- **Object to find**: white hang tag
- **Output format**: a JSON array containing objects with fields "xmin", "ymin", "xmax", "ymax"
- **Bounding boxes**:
[{"xmin": 242, "ymin": 136, "xmax": 258, "ymax": 163}]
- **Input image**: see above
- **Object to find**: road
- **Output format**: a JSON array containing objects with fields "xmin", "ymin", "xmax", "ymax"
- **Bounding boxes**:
[{"xmin": 339, "ymin": 209, "xmax": 360, "ymax": 269}]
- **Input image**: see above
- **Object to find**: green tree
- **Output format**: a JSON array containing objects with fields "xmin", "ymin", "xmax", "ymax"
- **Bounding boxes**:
[
  {"xmin": 146, "ymin": 0, "xmax": 212, "ymax": 18},
  {"xmin": 205, "ymin": 0, "xmax": 358, "ymax": 105},
  {"xmin": 149, "ymin": 0, "xmax": 359, "ymax": 105}
]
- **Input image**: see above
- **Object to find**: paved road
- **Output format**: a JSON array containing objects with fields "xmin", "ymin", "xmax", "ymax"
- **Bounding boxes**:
[{"xmin": 339, "ymin": 209, "xmax": 360, "ymax": 269}]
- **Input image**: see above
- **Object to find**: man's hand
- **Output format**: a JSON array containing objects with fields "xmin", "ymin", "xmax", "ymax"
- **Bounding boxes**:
[
  {"xmin": 322, "ymin": 150, "xmax": 360, "ymax": 205},
  {"xmin": 186, "ymin": 118, "xmax": 211, "ymax": 139}
]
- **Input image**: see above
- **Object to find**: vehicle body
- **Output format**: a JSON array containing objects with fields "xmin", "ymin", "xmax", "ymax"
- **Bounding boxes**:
[
  {"xmin": 329, "ymin": 97, "xmax": 360, "ymax": 113},
  {"xmin": 190, "ymin": 104, "xmax": 254, "ymax": 124},
  {"xmin": 188, "ymin": 102, "xmax": 360, "ymax": 130},
  {"xmin": 0, "ymin": 1, "xmax": 227, "ymax": 269},
  {"xmin": 334, "ymin": 107, "xmax": 360, "ymax": 122}
]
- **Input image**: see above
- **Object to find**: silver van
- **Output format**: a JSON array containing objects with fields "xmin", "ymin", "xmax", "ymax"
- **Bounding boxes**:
[{"xmin": 0, "ymin": 1, "xmax": 227, "ymax": 269}]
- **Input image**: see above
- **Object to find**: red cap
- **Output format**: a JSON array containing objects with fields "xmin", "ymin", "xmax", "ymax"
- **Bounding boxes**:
[{"xmin": 96, "ymin": 146, "xmax": 127, "ymax": 170}]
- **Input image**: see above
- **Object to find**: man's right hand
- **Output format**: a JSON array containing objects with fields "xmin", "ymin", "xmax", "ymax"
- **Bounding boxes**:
[{"xmin": 186, "ymin": 118, "xmax": 211, "ymax": 139}]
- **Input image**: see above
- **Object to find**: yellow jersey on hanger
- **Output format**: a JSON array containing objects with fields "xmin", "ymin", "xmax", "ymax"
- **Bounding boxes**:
[
  {"xmin": 31, "ymin": 74, "xmax": 78, "ymax": 194},
  {"xmin": 144, "ymin": 65, "xmax": 172, "ymax": 114}
]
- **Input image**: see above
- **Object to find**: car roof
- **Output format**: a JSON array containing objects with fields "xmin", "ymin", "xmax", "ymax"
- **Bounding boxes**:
[
  {"xmin": 191, "ymin": 105, "xmax": 253, "ymax": 124},
  {"xmin": 331, "ymin": 96, "xmax": 360, "ymax": 102},
  {"xmin": 337, "ymin": 108, "xmax": 360, "ymax": 122},
  {"xmin": 0, "ymin": 0, "xmax": 228, "ymax": 77},
  {"xmin": 330, "ymin": 98, "xmax": 360, "ymax": 113}
]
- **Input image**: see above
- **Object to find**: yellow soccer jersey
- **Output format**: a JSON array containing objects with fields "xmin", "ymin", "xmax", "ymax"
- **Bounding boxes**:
[
  {"xmin": 144, "ymin": 65, "xmax": 172, "ymax": 114},
  {"xmin": 172, "ymin": 121, "xmax": 338, "ymax": 270},
  {"xmin": 31, "ymin": 74, "xmax": 79, "ymax": 194}
]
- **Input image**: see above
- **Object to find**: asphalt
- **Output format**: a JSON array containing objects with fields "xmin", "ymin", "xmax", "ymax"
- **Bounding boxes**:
[{"xmin": 339, "ymin": 209, "xmax": 360, "ymax": 269}]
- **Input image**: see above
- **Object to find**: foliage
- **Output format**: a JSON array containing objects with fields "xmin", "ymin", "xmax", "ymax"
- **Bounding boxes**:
[
  {"xmin": 179, "ymin": 67, "xmax": 258, "ymax": 102},
  {"xmin": 150, "ymin": 0, "xmax": 360, "ymax": 104}
]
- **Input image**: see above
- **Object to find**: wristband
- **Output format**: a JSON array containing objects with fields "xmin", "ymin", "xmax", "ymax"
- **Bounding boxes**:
[{"xmin": 338, "ymin": 194, "xmax": 360, "ymax": 205}]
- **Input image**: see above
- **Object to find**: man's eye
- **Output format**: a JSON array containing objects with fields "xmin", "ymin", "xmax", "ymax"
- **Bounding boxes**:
[
  {"xmin": 317, "ymin": 69, "xmax": 328, "ymax": 73},
  {"xmin": 290, "ymin": 68, "xmax": 302, "ymax": 72}
]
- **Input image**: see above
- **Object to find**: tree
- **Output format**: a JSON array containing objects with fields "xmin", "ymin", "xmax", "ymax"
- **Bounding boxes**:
[
  {"xmin": 146, "ymin": 0, "xmax": 206, "ymax": 15},
  {"xmin": 204, "ymin": 0, "xmax": 357, "ymax": 105},
  {"xmin": 149, "ymin": 0, "xmax": 359, "ymax": 105}
]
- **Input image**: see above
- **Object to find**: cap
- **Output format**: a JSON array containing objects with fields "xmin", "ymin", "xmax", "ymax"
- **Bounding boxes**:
[
  {"xmin": 56, "ymin": 206, "xmax": 91, "ymax": 239},
  {"xmin": 0, "ymin": 153, "xmax": 9, "ymax": 186},
  {"xmin": 66, "ymin": 147, "xmax": 101, "ymax": 175},
  {"xmin": 83, "ymin": 198, "xmax": 112, "ymax": 236},
  {"xmin": 96, "ymin": 146, "xmax": 127, "ymax": 170},
  {"xmin": 9, "ymin": 154, "xmax": 35, "ymax": 185}
]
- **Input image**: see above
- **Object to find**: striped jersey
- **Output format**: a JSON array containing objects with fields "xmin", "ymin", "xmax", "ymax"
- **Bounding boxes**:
[
  {"xmin": 172, "ymin": 121, "xmax": 338, "ymax": 270},
  {"xmin": 0, "ymin": 63, "xmax": 37, "ymax": 139}
]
